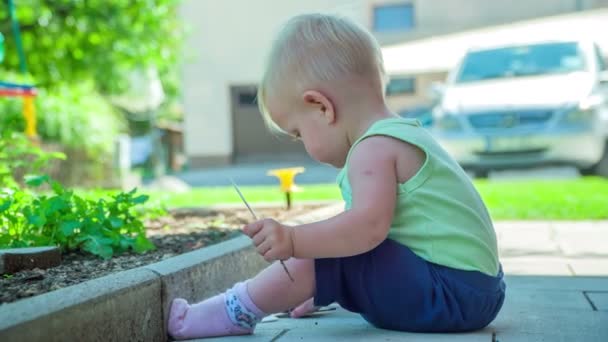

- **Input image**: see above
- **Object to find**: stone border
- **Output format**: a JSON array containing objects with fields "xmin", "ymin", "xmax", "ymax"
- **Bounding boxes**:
[{"xmin": 0, "ymin": 203, "xmax": 342, "ymax": 342}]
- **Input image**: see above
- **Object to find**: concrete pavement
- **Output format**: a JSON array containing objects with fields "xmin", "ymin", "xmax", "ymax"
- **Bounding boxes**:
[
  {"xmin": 176, "ymin": 158, "xmax": 339, "ymax": 187},
  {"xmin": 175, "ymin": 162, "xmax": 580, "ymax": 187},
  {"xmin": 185, "ymin": 220, "xmax": 608, "ymax": 341}
]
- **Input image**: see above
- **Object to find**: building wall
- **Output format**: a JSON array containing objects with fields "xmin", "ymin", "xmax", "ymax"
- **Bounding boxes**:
[
  {"xmin": 372, "ymin": 0, "xmax": 608, "ymax": 45},
  {"xmin": 179, "ymin": 0, "xmax": 366, "ymax": 166},
  {"xmin": 180, "ymin": 0, "xmax": 607, "ymax": 165}
]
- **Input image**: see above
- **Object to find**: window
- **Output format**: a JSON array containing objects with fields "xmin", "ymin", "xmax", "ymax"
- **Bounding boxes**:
[
  {"xmin": 373, "ymin": 3, "xmax": 414, "ymax": 32},
  {"xmin": 386, "ymin": 76, "xmax": 416, "ymax": 95}
]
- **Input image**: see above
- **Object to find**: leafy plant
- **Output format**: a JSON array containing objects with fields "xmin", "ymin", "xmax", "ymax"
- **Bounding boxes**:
[
  {"xmin": 0, "ymin": 0, "xmax": 183, "ymax": 96},
  {"xmin": 34, "ymin": 82, "xmax": 123, "ymax": 156},
  {"xmin": 0, "ymin": 78, "xmax": 123, "ymax": 157},
  {"xmin": 0, "ymin": 175, "xmax": 155, "ymax": 259},
  {"xmin": 0, "ymin": 130, "xmax": 65, "ymax": 188}
]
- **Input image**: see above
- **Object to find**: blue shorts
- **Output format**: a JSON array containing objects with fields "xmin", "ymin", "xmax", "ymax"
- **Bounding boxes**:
[{"xmin": 314, "ymin": 239, "xmax": 506, "ymax": 332}]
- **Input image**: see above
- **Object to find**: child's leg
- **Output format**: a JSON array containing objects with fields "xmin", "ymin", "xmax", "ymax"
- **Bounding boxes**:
[
  {"xmin": 168, "ymin": 258, "xmax": 314, "ymax": 340},
  {"xmin": 247, "ymin": 257, "xmax": 315, "ymax": 313},
  {"xmin": 313, "ymin": 238, "xmax": 505, "ymax": 333},
  {"xmin": 289, "ymin": 297, "xmax": 320, "ymax": 318}
]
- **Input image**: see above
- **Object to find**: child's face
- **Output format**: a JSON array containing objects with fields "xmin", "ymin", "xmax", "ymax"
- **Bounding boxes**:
[{"xmin": 267, "ymin": 93, "xmax": 346, "ymax": 167}]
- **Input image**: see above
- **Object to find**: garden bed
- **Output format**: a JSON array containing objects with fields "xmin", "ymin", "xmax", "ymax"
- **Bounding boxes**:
[{"xmin": 0, "ymin": 204, "xmax": 322, "ymax": 304}]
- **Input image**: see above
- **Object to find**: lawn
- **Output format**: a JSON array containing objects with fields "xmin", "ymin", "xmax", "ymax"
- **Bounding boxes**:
[{"xmin": 145, "ymin": 177, "xmax": 608, "ymax": 220}]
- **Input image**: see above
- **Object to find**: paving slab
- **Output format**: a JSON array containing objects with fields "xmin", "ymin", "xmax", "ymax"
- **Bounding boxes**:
[
  {"xmin": 504, "ymin": 275, "xmax": 608, "ymax": 291},
  {"xmin": 500, "ymin": 256, "xmax": 573, "ymax": 275},
  {"xmin": 502, "ymin": 288, "xmax": 590, "ymax": 311},
  {"xmin": 568, "ymin": 259, "xmax": 608, "ymax": 276},
  {"xmin": 183, "ymin": 276, "xmax": 608, "ymax": 341},
  {"xmin": 495, "ymin": 224, "xmax": 560, "ymax": 257},
  {"xmin": 585, "ymin": 291, "xmax": 608, "ymax": 311},
  {"xmin": 194, "ymin": 306, "xmax": 493, "ymax": 342},
  {"xmin": 492, "ymin": 307, "xmax": 608, "ymax": 342},
  {"xmin": 278, "ymin": 325, "xmax": 492, "ymax": 342},
  {"xmin": 553, "ymin": 223, "xmax": 608, "ymax": 257}
]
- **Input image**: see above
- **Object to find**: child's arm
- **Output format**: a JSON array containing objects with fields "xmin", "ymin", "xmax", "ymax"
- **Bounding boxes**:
[
  {"xmin": 243, "ymin": 136, "xmax": 423, "ymax": 260},
  {"xmin": 291, "ymin": 137, "xmax": 399, "ymax": 258}
]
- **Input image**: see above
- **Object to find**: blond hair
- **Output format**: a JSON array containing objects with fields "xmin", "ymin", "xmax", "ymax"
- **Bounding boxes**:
[{"xmin": 257, "ymin": 13, "xmax": 387, "ymax": 132}]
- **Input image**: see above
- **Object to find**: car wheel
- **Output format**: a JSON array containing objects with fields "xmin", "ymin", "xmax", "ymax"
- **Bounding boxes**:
[
  {"xmin": 581, "ymin": 141, "xmax": 608, "ymax": 177},
  {"xmin": 578, "ymin": 166, "xmax": 595, "ymax": 176},
  {"xmin": 592, "ymin": 141, "xmax": 608, "ymax": 178},
  {"xmin": 473, "ymin": 169, "xmax": 490, "ymax": 179}
]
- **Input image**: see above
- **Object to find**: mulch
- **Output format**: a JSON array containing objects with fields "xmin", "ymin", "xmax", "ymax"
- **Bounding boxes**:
[{"xmin": 0, "ymin": 204, "xmax": 321, "ymax": 305}]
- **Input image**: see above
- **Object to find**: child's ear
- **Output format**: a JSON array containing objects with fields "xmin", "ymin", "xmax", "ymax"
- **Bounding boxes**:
[{"xmin": 302, "ymin": 90, "xmax": 336, "ymax": 124}]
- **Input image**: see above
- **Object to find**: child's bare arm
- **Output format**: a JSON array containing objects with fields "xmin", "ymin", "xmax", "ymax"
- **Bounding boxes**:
[
  {"xmin": 243, "ymin": 136, "xmax": 423, "ymax": 261},
  {"xmin": 292, "ymin": 136, "xmax": 415, "ymax": 258}
]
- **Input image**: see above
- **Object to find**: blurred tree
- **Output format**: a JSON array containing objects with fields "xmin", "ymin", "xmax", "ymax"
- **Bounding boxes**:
[
  {"xmin": 0, "ymin": 0, "xmax": 184, "ymax": 186},
  {"xmin": 0, "ymin": 0, "xmax": 183, "ymax": 97}
]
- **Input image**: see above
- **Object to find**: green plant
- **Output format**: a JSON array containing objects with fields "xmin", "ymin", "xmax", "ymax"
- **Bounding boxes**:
[
  {"xmin": 0, "ymin": 80, "xmax": 124, "ymax": 186},
  {"xmin": 0, "ymin": 0, "xmax": 183, "ymax": 96},
  {"xmin": 0, "ymin": 175, "xmax": 155, "ymax": 259},
  {"xmin": 0, "ymin": 130, "xmax": 65, "ymax": 188},
  {"xmin": 34, "ymin": 82, "xmax": 123, "ymax": 157}
]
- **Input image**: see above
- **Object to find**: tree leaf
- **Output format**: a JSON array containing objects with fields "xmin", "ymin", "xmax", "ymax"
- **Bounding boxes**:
[
  {"xmin": 45, "ymin": 196, "xmax": 68, "ymax": 216},
  {"xmin": 60, "ymin": 220, "xmax": 81, "ymax": 236},
  {"xmin": 0, "ymin": 234, "xmax": 13, "ymax": 247},
  {"xmin": 24, "ymin": 174, "xmax": 49, "ymax": 187},
  {"xmin": 109, "ymin": 217, "xmax": 124, "ymax": 229},
  {"xmin": 51, "ymin": 180, "xmax": 65, "ymax": 195},
  {"xmin": 132, "ymin": 194, "xmax": 149, "ymax": 204},
  {"xmin": 26, "ymin": 213, "xmax": 46, "ymax": 228},
  {"xmin": 0, "ymin": 199, "xmax": 12, "ymax": 213},
  {"xmin": 48, "ymin": 152, "xmax": 67, "ymax": 160},
  {"xmin": 82, "ymin": 235, "xmax": 114, "ymax": 259},
  {"xmin": 133, "ymin": 234, "xmax": 155, "ymax": 253}
]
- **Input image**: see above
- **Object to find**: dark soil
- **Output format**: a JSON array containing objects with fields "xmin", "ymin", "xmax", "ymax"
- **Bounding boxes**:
[{"xmin": 0, "ymin": 204, "xmax": 321, "ymax": 305}]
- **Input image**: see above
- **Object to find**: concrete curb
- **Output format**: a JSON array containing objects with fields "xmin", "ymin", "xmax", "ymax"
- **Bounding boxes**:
[{"xmin": 0, "ymin": 202, "xmax": 343, "ymax": 342}]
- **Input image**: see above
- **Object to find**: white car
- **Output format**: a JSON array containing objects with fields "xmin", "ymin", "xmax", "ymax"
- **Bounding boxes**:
[{"xmin": 431, "ymin": 39, "xmax": 608, "ymax": 177}]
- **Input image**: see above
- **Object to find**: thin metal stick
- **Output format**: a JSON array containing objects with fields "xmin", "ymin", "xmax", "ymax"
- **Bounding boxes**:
[{"xmin": 230, "ymin": 179, "xmax": 295, "ymax": 282}]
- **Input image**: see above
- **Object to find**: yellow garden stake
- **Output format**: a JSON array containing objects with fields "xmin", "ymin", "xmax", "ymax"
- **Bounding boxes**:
[
  {"xmin": 267, "ymin": 167, "xmax": 305, "ymax": 210},
  {"xmin": 23, "ymin": 95, "xmax": 38, "ymax": 140}
]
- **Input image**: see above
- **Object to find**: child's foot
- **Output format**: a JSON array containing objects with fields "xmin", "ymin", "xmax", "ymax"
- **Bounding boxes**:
[
  {"xmin": 167, "ymin": 295, "xmax": 251, "ymax": 340},
  {"xmin": 290, "ymin": 297, "xmax": 321, "ymax": 318}
]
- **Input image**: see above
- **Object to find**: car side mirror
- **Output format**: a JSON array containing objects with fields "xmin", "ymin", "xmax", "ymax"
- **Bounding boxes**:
[
  {"xmin": 428, "ymin": 82, "xmax": 445, "ymax": 100},
  {"xmin": 599, "ymin": 70, "xmax": 608, "ymax": 85}
]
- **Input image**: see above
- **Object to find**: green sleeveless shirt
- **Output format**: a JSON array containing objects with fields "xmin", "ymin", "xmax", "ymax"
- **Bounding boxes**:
[{"xmin": 337, "ymin": 117, "xmax": 499, "ymax": 276}]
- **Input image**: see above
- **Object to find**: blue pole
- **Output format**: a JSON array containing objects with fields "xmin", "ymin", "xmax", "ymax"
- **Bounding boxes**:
[
  {"xmin": 0, "ymin": 33, "xmax": 5, "ymax": 63},
  {"xmin": 8, "ymin": 0, "xmax": 27, "ymax": 73}
]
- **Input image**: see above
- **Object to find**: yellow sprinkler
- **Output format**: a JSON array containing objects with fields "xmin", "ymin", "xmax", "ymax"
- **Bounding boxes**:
[
  {"xmin": 23, "ymin": 95, "xmax": 38, "ymax": 139},
  {"xmin": 267, "ymin": 167, "xmax": 305, "ymax": 210}
]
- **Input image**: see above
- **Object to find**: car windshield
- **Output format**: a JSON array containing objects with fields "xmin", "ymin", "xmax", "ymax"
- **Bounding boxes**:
[{"xmin": 455, "ymin": 42, "xmax": 586, "ymax": 83}]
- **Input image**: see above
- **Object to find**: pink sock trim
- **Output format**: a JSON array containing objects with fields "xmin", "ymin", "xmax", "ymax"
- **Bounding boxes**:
[{"xmin": 234, "ymin": 281, "xmax": 267, "ymax": 318}]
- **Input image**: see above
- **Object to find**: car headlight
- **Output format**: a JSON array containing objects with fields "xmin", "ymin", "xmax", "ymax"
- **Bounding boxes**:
[
  {"xmin": 579, "ymin": 95, "xmax": 603, "ymax": 111},
  {"xmin": 560, "ymin": 97, "xmax": 600, "ymax": 124},
  {"xmin": 563, "ymin": 107, "xmax": 593, "ymax": 123}
]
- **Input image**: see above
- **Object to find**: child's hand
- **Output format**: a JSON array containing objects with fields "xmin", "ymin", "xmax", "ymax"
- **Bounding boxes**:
[{"xmin": 242, "ymin": 218, "xmax": 294, "ymax": 262}]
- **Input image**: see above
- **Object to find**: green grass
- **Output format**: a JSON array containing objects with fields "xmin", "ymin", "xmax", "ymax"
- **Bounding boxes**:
[
  {"xmin": 474, "ymin": 177, "xmax": 608, "ymax": 220},
  {"xmin": 86, "ymin": 177, "xmax": 608, "ymax": 220},
  {"xmin": 145, "ymin": 184, "xmax": 342, "ymax": 208}
]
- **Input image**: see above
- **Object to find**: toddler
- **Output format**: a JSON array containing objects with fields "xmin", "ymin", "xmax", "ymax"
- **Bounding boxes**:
[{"xmin": 168, "ymin": 13, "xmax": 505, "ymax": 340}]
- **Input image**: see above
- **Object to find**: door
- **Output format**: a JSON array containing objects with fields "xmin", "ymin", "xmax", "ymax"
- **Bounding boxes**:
[{"xmin": 231, "ymin": 85, "xmax": 307, "ymax": 161}]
